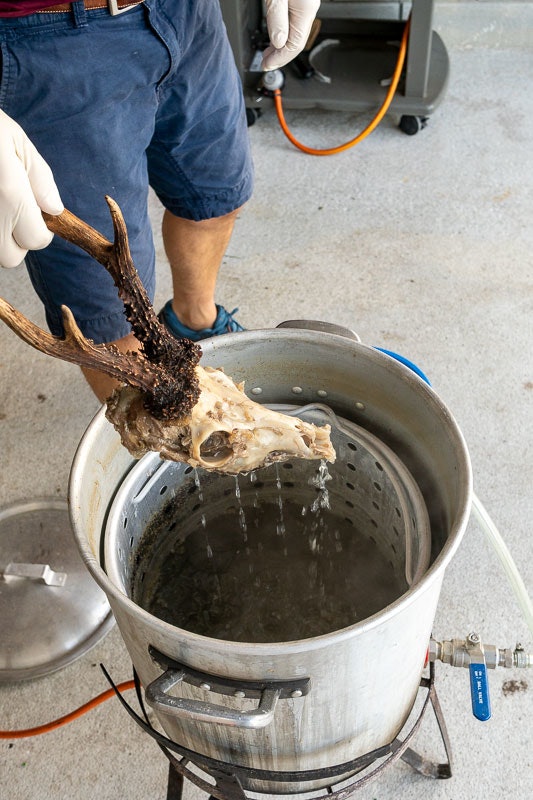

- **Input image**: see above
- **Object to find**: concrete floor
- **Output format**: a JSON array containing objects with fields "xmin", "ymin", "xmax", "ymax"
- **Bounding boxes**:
[{"xmin": 1, "ymin": 3, "xmax": 532, "ymax": 798}]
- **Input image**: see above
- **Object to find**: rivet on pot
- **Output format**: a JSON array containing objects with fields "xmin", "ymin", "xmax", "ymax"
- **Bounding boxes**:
[
  {"xmin": 317, "ymin": 390, "xmax": 328, "ymax": 398},
  {"xmin": 251, "ymin": 387, "xmax": 262, "ymax": 395},
  {"xmin": 355, "ymin": 401, "xmax": 365, "ymax": 410},
  {"xmin": 292, "ymin": 386, "xmax": 303, "ymax": 394},
  {"xmin": 234, "ymin": 690, "xmax": 246, "ymax": 698},
  {"xmin": 291, "ymin": 689, "xmax": 303, "ymax": 698},
  {"xmin": 200, "ymin": 682, "xmax": 211, "ymax": 691}
]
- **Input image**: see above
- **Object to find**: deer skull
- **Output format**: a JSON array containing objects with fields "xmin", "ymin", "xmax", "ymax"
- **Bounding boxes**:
[{"xmin": 106, "ymin": 365, "xmax": 335, "ymax": 473}]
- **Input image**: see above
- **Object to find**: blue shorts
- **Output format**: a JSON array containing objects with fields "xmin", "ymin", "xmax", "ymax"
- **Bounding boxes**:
[{"xmin": 0, "ymin": 0, "xmax": 253, "ymax": 342}]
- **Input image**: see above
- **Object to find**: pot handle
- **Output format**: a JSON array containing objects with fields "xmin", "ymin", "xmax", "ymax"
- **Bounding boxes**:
[
  {"xmin": 145, "ymin": 668, "xmax": 281, "ymax": 729},
  {"xmin": 276, "ymin": 319, "xmax": 361, "ymax": 341}
]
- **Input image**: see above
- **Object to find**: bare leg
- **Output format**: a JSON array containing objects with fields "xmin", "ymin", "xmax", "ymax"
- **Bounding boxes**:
[
  {"xmin": 81, "ymin": 331, "xmax": 140, "ymax": 402},
  {"xmin": 81, "ymin": 208, "xmax": 241, "ymax": 401},
  {"xmin": 162, "ymin": 207, "xmax": 241, "ymax": 330}
]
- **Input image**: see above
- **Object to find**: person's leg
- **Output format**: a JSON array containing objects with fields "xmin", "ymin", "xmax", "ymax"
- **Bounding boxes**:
[
  {"xmin": 0, "ymin": 6, "xmax": 167, "ymax": 399},
  {"xmin": 146, "ymin": 0, "xmax": 253, "ymax": 337},
  {"xmin": 162, "ymin": 207, "xmax": 241, "ymax": 331},
  {"xmin": 1, "ymin": 6, "xmax": 163, "ymax": 341},
  {"xmin": 81, "ymin": 332, "xmax": 140, "ymax": 402}
]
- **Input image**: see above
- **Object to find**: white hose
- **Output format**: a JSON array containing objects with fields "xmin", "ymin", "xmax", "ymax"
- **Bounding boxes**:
[{"xmin": 471, "ymin": 492, "xmax": 533, "ymax": 637}]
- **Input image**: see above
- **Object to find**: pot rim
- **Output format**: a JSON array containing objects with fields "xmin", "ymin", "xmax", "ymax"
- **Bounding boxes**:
[{"xmin": 69, "ymin": 331, "xmax": 473, "ymax": 656}]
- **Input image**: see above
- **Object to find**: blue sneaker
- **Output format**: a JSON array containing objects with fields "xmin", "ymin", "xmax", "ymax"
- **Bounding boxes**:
[{"xmin": 158, "ymin": 301, "xmax": 245, "ymax": 342}]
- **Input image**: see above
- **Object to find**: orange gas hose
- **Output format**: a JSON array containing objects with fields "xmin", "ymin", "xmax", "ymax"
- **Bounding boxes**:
[
  {"xmin": 273, "ymin": 17, "xmax": 411, "ymax": 155},
  {"xmin": 0, "ymin": 679, "xmax": 136, "ymax": 739}
]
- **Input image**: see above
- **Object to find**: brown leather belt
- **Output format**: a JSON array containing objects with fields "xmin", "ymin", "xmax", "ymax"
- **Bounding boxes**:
[{"xmin": 37, "ymin": 1, "xmax": 144, "ymax": 15}]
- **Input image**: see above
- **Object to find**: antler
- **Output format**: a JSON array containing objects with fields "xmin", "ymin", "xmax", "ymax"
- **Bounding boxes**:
[
  {"xmin": 0, "ymin": 198, "xmax": 201, "ymax": 420},
  {"xmin": 1, "ymin": 198, "xmax": 337, "ymax": 473}
]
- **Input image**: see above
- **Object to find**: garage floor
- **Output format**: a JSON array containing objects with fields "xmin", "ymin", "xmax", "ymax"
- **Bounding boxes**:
[{"xmin": 1, "ymin": 3, "xmax": 532, "ymax": 799}]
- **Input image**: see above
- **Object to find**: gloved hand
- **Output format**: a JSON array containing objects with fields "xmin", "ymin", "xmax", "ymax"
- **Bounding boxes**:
[
  {"xmin": 262, "ymin": 0, "xmax": 321, "ymax": 71},
  {"xmin": 0, "ymin": 109, "xmax": 63, "ymax": 268}
]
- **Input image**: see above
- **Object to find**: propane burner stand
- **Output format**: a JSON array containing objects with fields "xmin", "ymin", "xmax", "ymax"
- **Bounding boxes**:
[{"xmin": 103, "ymin": 662, "xmax": 451, "ymax": 799}]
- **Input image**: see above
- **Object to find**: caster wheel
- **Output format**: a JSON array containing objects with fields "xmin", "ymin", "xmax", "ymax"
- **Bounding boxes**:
[
  {"xmin": 399, "ymin": 115, "xmax": 429, "ymax": 135},
  {"xmin": 246, "ymin": 107, "xmax": 262, "ymax": 127}
]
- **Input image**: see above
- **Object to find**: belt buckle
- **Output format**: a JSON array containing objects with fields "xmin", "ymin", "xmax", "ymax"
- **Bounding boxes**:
[{"xmin": 108, "ymin": 0, "xmax": 135, "ymax": 15}]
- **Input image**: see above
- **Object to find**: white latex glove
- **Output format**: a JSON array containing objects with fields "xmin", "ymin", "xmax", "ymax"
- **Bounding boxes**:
[
  {"xmin": 262, "ymin": 0, "xmax": 321, "ymax": 71},
  {"xmin": 0, "ymin": 109, "xmax": 63, "ymax": 268}
]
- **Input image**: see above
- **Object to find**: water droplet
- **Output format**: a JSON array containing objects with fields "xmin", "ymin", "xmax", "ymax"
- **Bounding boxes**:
[{"xmin": 309, "ymin": 460, "xmax": 332, "ymax": 512}]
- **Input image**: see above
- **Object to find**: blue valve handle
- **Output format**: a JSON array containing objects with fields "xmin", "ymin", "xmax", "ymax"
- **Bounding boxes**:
[{"xmin": 469, "ymin": 663, "xmax": 492, "ymax": 721}]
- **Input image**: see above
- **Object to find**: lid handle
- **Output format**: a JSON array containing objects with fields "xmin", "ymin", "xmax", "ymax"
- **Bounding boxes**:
[{"xmin": 1, "ymin": 562, "xmax": 67, "ymax": 586}]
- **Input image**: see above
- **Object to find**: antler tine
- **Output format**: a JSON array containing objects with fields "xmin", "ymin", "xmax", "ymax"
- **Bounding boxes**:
[
  {"xmin": 0, "ymin": 296, "xmax": 162, "ymax": 394},
  {"xmin": 103, "ymin": 196, "xmax": 163, "ymax": 353},
  {"xmin": 43, "ymin": 199, "xmax": 175, "ymax": 360},
  {"xmin": 43, "ymin": 199, "xmax": 201, "ymax": 368}
]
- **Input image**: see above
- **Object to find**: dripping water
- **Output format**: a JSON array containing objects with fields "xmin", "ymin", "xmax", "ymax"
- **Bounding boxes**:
[
  {"xmin": 194, "ymin": 471, "xmax": 222, "ymax": 597},
  {"xmin": 134, "ymin": 458, "xmax": 406, "ymax": 642},
  {"xmin": 274, "ymin": 464, "xmax": 287, "ymax": 552}
]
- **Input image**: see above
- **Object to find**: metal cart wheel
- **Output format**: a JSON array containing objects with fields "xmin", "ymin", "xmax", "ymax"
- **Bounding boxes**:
[
  {"xmin": 399, "ymin": 115, "xmax": 429, "ymax": 135},
  {"xmin": 246, "ymin": 107, "xmax": 262, "ymax": 127}
]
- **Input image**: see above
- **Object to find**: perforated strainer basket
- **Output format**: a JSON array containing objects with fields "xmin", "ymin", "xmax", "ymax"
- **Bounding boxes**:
[{"xmin": 104, "ymin": 404, "xmax": 430, "ymax": 642}]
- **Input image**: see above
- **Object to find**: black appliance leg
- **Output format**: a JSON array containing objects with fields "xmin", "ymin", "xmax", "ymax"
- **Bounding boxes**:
[{"xmin": 166, "ymin": 763, "xmax": 185, "ymax": 800}]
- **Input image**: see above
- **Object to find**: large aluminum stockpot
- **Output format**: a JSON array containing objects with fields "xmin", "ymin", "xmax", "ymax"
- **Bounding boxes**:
[{"xmin": 69, "ymin": 325, "xmax": 472, "ymax": 793}]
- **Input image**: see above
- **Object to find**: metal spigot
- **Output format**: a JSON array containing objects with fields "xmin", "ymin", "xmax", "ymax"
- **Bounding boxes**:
[
  {"xmin": 429, "ymin": 633, "xmax": 532, "ymax": 722},
  {"xmin": 512, "ymin": 643, "xmax": 533, "ymax": 669},
  {"xmin": 430, "ymin": 635, "xmax": 532, "ymax": 669}
]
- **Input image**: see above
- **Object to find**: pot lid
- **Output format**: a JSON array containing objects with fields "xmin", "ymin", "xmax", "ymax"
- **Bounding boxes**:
[{"xmin": 0, "ymin": 499, "xmax": 114, "ymax": 682}]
